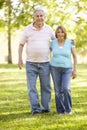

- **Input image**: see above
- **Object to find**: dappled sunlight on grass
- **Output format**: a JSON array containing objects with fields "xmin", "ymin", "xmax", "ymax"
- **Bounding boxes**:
[
  {"xmin": 0, "ymin": 80, "xmax": 26, "ymax": 85},
  {"xmin": 0, "ymin": 64, "xmax": 87, "ymax": 130}
]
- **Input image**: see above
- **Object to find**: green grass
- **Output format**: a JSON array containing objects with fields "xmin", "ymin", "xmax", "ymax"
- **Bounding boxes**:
[{"xmin": 0, "ymin": 64, "xmax": 87, "ymax": 130}]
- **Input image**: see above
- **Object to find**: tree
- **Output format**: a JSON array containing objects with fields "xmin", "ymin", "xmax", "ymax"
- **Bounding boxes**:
[
  {"xmin": 0, "ymin": 0, "xmax": 43, "ymax": 63},
  {"xmin": 0, "ymin": 0, "xmax": 87, "ymax": 63},
  {"xmin": 0, "ymin": 0, "xmax": 12, "ymax": 63},
  {"xmin": 7, "ymin": 0, "xmax": 12, "ymax": 63}
]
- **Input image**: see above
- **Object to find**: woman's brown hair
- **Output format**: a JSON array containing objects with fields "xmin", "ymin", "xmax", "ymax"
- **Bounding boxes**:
[
  {"xmin": 55, "ymin": 26, "xmax": 76, "ymax": 45},
  {"xmin": 55, "ymin": 26, "xmax": 67, "ymax": 39}
]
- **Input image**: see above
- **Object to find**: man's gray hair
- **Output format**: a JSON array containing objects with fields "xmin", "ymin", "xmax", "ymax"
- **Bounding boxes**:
[{"xmin": 33, "ymin": 8, "xmax": 46, "ymax": 16}]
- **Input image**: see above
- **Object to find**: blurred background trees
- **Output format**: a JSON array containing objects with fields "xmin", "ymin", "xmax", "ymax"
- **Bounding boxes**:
[{"xmin": 0, "ymin": 0, "xmax": 87, "ymax": 63}]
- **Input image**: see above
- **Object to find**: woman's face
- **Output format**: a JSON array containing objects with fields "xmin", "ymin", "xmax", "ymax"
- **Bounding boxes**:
[{"xmin": 56, "ymin": 28, "xmax": 65, "ymax": 40}]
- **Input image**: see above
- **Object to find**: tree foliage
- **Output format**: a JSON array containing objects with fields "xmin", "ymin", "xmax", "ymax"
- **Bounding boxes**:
[
  {"xmin": 0, "ymin": 0, "xmax": 87, "ymax": 45},
  {"xmin": 0, "ymin": 0, "xmax": 87, "ymax": 63}
]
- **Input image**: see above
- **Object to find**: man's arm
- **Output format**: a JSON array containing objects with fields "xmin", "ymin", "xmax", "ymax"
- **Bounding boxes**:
[{"xmin": 18, "ymin": 44, "xmax": 24, "ymax": 69}]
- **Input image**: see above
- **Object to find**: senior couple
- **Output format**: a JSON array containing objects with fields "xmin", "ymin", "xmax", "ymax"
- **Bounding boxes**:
[{"xmin": 18, "ymin": 8, "xmax": 77, "ymax": 115}]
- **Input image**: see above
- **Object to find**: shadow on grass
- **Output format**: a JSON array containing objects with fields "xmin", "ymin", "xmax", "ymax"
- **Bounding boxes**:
[
  {"xmin": 0, "ymin": 109, "xmax": 87, "ymax": 122},
  {"xmin": 0, "ymin": 111, "xmax": 56, "ymax": 122},
  {"xmin": 0, "ymin": 111, "xmax": 32, "ymax": 122}
]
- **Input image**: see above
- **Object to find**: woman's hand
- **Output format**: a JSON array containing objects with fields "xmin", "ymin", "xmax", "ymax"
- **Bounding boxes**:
[{"xmin": 72, "ymin": 69, "xmax": 77, "ymax": 79}]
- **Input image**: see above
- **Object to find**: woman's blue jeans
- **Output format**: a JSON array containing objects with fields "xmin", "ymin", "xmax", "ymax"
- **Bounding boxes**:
[
  {"xmin": 26, "ymin": 61, "xmax": 51, "ymax": 112},
  {"xmin": 51, "ymin": 66, "xmax": 72, "ymax": 113}
]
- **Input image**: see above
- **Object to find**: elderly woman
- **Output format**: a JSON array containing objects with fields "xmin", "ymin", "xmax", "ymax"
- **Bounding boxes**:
[{"xmin": 50, "ymin": 26, "xmax": 77, "ymax": 115}]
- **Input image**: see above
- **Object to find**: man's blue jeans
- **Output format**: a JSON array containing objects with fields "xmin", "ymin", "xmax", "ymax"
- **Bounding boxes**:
[
  {"xmin": 51, "ymin": 66, "xmax": 72, "ymax": 113},
  {"xmin": 26, "ymin": 61, "xmax": 51, "ymax": 112}
]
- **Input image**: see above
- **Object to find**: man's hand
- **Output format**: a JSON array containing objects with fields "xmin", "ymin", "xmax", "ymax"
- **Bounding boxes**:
[{"xmin": 18, "ymin": 59, "xmax": 23, "ymax": 69}]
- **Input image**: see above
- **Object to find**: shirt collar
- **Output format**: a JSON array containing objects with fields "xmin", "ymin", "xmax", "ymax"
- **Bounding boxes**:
[{"xmin": 31, "ymin": 23, "xmax": 46, "ymax": 30}]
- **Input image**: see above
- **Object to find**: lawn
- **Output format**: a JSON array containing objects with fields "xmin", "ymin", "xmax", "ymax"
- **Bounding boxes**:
[{"xmin": 0, "ymin": 64, "xmax": 87, "ymax": 130}]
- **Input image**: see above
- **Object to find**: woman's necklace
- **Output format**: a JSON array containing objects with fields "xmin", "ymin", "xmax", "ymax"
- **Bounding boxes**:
[{"xmin": 58, "ymin": 39, "xmax": 65, "ymax": 47}]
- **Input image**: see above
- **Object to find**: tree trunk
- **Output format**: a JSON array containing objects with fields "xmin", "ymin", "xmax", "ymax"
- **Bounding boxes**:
[{"xmin": 8, "ymin": 0, "xmax": 12, "ymax": 64}]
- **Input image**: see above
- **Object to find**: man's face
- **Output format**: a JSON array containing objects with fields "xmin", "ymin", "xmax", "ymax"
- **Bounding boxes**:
[{"xmin": 33, "ymin": 11, "xmax": 46, "ymax": 25}]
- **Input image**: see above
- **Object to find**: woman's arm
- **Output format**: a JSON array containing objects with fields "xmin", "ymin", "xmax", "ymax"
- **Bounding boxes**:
[{"xmin": 71, "ymin": 47, "xmax": 77, "ymax": 79}]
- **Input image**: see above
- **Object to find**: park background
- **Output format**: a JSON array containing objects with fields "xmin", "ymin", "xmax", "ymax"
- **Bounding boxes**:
[
  {"xmin": 0, "ymin": 0, "xmax": 87, "ymax": 130},
  {"xmin": 0, "ymin": 0, "xmax": 87, "ymax": 64}
]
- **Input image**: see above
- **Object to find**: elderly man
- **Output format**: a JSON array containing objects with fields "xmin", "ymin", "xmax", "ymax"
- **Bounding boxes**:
[{"xmin": 18, "ymin": 8, "xmax": 55, "ymax": 115}]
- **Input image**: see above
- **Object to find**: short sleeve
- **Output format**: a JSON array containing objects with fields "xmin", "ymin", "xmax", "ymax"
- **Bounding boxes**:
[
  {"xmin": 19, "ymin": 28, "xmax": 28, "ymax": 45},
  {"xmin": 50, "ymin": 41, "xmax": 53, "ymax": 49},
  {"xmin": 46, "ymin": 25, "xmax": 55, "ymax": 40},
  {"xmin": 51, "ymin": 30, "xmax": 55, "ymax": 40}
]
